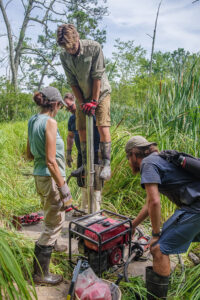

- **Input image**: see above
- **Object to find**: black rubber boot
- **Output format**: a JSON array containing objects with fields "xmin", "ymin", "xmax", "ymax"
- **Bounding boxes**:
[
  {"xmin": 146, "ymin": 266, "xmax": 169, "ymax": 299},
  {"xmin": 100, "ymin": 142, "xmax": 111, "ymax": 180},
  {"xmin": 33, "ymin": 243, "xmax": 63, "ymax": 285}
]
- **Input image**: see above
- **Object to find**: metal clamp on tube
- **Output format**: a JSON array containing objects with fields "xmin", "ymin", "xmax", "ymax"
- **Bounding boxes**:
[{"xmin": 86, "ymin": 115, "xmax": 95, "ymax": 213}]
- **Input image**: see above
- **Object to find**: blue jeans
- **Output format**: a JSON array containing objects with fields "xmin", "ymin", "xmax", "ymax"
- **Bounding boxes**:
[{"xmin": 158, "ymin": 209, "xmax": 200, "ymax": 255}]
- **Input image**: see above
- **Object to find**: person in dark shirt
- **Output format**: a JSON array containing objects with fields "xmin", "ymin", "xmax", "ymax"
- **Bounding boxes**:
[
  {"xmin": 64, "ymin": 93, "xmax": 101, "ymax": 212},
  {"xmin": 125, "ymin": 135, "xmax": 200, "ymax": 299},
  {"xmin": 65, "ymin": 93, "xmax": 100, "ymax": 168}
]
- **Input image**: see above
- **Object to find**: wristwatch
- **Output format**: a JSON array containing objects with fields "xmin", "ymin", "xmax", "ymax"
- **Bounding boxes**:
[{"xmin": 152, "ymin": 230, "xmax": 161, "ymax": 237}]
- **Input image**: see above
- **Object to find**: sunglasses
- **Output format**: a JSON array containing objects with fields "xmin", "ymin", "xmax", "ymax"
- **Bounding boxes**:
[{"xmin": 65, "ymin": 103, "xmax": 74, "ymax": 111}]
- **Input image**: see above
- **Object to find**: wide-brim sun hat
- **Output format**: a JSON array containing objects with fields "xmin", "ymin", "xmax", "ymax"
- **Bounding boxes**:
[{"xmin": 125, "ymin": 136, "xmax": 157, "ymax": 153}]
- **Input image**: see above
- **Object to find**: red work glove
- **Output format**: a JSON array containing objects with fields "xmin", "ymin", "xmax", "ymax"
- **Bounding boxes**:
[{"xmin": 81, "ymin": 100, "xmax": 98, "ymax": 116}]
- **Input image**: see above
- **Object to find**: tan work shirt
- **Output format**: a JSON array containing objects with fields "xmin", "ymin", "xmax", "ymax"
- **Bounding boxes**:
[{"xmin": 60, "ymin": 39, "xmax": 111, "ymax": 103}]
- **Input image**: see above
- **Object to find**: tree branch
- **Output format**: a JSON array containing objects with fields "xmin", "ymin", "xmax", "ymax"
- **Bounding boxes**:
[
  {"xmin": 0, "ymin": 0, "xmax": 17, "ymax": 88},
  {"xmin": 5, "ymin": 0, "xmax": 14, "ymax": 10},
  {"xmin": 42, "ymin": 0, "xmax": 66, "ymax": 15},
  {"xmin": 21, "ymin": 0, "xmax": 26, "ymax": 10},
  {"xmin": 30, "ymin": 4, "xmax": 43, "ymax": 11},
  {"xmin": 19, "ymin": 63, "xmax": 27, "ymax": 82},
  {"xmin": 28, "ymin": 17, "xmax": 47, "ymax": 25},
  {"xmin": 22, "ymin": 46, "xmax": 57, "ymax": 70},
  {"xmin": 0, "ymin": 55, "xmax": 8, "ymax": 64},
  {"xmin": 146, "ymin": 33, "xmax": 153, "ymax": 39},
  {"xmin": 14, "ymin": 0, "xmax": 35, "ymax": 73},
  {"xmin": 0, "ymin": 33, "xmax": 8, "ymax": 37},
  {"xmin": 149, "ymin": 0, "xmax": 162, "ymax": 75}
]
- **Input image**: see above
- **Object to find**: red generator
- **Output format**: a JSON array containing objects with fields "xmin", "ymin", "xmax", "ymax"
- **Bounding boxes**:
[{"xmin": 69, "ymin": 210, "xmax": 132, "ymax": 276}]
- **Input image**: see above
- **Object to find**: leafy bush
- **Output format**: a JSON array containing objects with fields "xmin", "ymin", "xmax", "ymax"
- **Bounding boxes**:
[{"xmin": 0, "ymin": 83, "xmax": 37, "ymax": 122}]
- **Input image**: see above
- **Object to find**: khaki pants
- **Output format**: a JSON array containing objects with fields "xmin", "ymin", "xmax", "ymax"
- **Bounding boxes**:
[
  {"xmin": 34, "ymin": 176, "xmax": 65, "ymax": 246},
  {"xmin": 76, "ymin": 94, "xmax": 111, "ymax": 130}
]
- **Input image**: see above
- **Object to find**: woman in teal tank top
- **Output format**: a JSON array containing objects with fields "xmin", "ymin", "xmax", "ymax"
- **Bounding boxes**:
[{"xmin": 27, "ymin": 86, "xmax": 72, "ymax": 286}]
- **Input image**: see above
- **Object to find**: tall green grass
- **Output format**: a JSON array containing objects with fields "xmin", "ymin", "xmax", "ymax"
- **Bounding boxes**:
[
  {"xmin": 0, "ymin": 227, "xmax": 37, "ymax": 299},
  {"xmin": 0, "ymin": 122, "xmax": 40, "ymax": 217},
  {"xmin": 111, "ymin": 65, "xmax": 200, "ymax": 154}
]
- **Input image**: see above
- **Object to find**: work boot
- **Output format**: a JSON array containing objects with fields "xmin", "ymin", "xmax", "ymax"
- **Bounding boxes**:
[
  {"xmin": 33, "ymin": 243, "xmax": 63, "ymax": 285},
  {"xmin": 100, "ymin": 142, "xmax": 111, "ymax": 180},
  {"xmin": 146, "ymin": 266, "xmax": 169, "ymax": 299},
  {"xmin": 94, "ymin": 190, "xmax": 101, "ymax": 212}
]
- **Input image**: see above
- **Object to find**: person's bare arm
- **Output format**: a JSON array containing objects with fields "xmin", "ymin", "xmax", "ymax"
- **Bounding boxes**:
[
  {"xmin": 26, "ymin": 139, "xmax": 34, "ymax": 160},
  {"xmin": 67, "ymin": 131, "xmax": 74, "ymax": 150},
  {"xmin": 132, "ymin": 204, "xmax": 149, "ymax": 231},
  {"xmin": 145, "ymin": 183, "xmax": 161, "ymax": 235},
  {"xmin": 71, "ymin": 85, "xmax": 84, "ymax": 106},
  {"xmin": 72, "ymin": 78, "xmax": 101, "ymax": 104},
  {"xmin": 66, "ymin": 131, "xmax": 74, "ymax": 167},
  {"xmin": 92, "ymin": 79, "xmax": 101, "ymax": 101},
  {"xmin": 45, "ymin": 118, "xmax": 65, "ymax": 187}
]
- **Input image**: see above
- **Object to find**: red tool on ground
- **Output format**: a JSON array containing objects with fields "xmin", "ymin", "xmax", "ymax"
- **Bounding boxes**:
[
  {"xmin": 65, "ymin": 206, "xmax": 78, "ymax": 213},
  {"xmin": 12, "ymin": 212, "xmax": 44, "ymax": 229}
]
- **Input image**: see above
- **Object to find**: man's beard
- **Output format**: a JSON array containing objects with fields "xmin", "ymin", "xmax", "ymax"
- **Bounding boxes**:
[{"xmin": 131, "ymin": 162, "xmax": 140, "ymax": 174}]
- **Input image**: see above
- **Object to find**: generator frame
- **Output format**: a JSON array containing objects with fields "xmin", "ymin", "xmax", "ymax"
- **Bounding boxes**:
[{"xmin": 69, "ymin": 209, "xmax": 132, "ymax": 276}]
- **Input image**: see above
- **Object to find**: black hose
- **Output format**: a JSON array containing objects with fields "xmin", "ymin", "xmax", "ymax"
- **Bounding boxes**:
[
  {"xmin": 124, "ymin": 252, "xmax": 145, "ymax": 300},
  {"xmin": 124, "ymin": 251, "xmax": 137, "ymax": 283},
  {"xmin": 71, "ymin": 205, "xmax": 87, "ymax": 215},
  {"xmin": 135, "ymin": 227, "xmax": 144, "ymax": 238}
]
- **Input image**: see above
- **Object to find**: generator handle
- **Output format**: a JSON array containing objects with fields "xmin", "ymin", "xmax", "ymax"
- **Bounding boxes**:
[{"xmin": 66, "ymin": 259, "xmax": 82, "ymax": 300}]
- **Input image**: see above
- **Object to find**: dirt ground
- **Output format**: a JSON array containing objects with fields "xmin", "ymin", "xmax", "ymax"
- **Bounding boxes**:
[{"xmin": 34, "ymin": 282, "xmax": 69, "ymax": 300}]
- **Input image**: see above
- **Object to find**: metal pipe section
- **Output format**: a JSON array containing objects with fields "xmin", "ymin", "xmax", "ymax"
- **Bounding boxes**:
[{"xmin": 86, "ymin": 115, "xmax": 95, "ymax": 213}]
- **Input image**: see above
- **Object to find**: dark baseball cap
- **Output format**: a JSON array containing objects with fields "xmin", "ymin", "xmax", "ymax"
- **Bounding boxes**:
[{"xmin": 41, "ymin": 86, "xmax": 67, "ymax": 107}]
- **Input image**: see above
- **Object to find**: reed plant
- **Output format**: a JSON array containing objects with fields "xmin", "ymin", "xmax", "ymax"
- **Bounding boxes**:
[
  {"xmin": 0, "ymin": 121, "xmax": 40, "ymax": 218},
  {"xmin": 0, "ymin": 227, "xmax": 37, "ymax": 299},
  {"xmin": 167, "ymin": 263, "xmax": 200, "ymax": 299},
  {"xmin": 111, "ymin": 61, "xmax": 200, "ymax": 148}
]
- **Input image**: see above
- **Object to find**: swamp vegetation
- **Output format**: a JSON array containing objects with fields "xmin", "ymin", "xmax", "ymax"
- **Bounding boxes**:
[{"xmin": 1, "ymin": 59, "xmax": 200, "ymax": 299}]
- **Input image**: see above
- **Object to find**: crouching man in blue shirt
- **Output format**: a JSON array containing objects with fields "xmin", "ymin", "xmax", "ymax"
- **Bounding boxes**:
[{"xmin": 125, "ymin": 136, "xmax": 200, "ymax": 299}]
